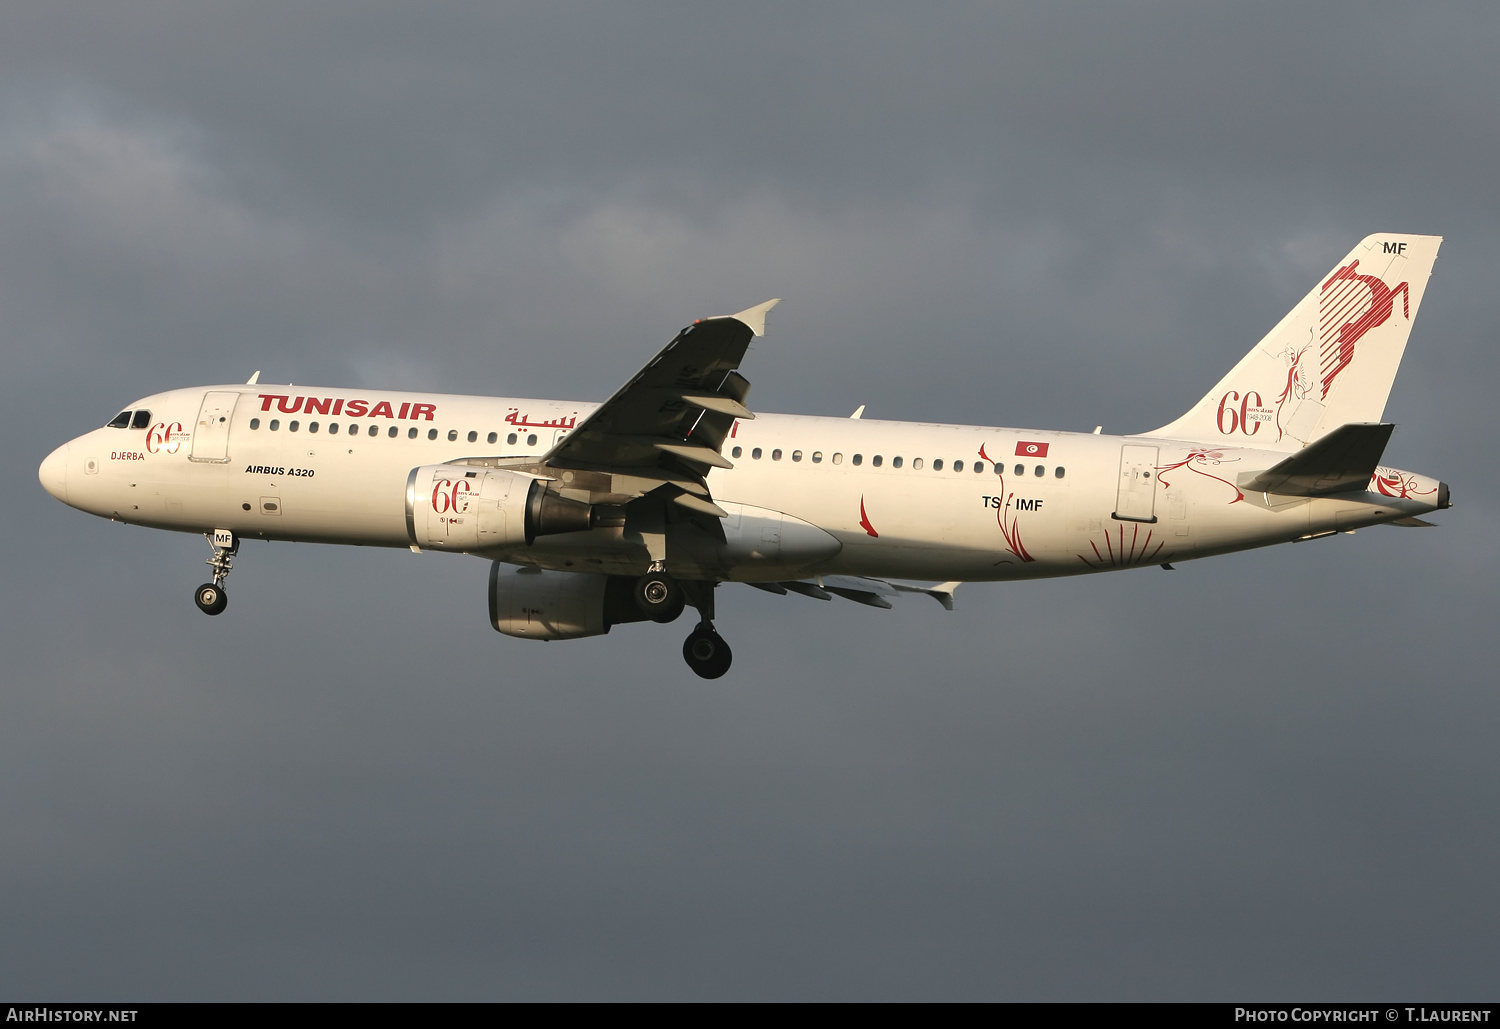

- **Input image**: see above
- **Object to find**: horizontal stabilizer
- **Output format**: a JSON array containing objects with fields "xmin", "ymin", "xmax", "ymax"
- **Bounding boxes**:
[{"xmin": 1238, "ymin": 422, "xmax": 1394, "ymax": 496}]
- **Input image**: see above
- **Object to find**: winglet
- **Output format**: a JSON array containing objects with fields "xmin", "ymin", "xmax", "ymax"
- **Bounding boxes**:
[
  {"xmin": 246, "ymin": 370, "xmax": 261, "ymax": 385},
  {"xmin": 892, "ymin": 580, "xmax": 960, "ymax": 611},
  {"xmin": 729, "ymin": 299, "xmax": 780, "ymax": 337}
]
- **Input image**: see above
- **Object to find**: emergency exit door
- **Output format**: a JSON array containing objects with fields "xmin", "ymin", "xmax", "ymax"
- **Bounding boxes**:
[{"xmin": 1113, "ymin": 445, "xmax": 1159, "ymax": 523}]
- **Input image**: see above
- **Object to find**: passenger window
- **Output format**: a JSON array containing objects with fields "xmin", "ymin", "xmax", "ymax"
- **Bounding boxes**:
[
  {"xmin": 487, "ymin": 432, "xmax": 497, "ymax": 444},
  {"xmin": 1055, "ymin": 467, "xmax": 1066, "ymax": 478},
  {"xmin": 269, "ymin": 419, "xmax": 280, "ymax": 431},
  {"xmin": 1014, "ymin": 463, "xmax": 1024, "ymax": 476},
  {"xmin": 368, "ymin": 425, "xmax": 379, "ymax": 437},
  {"xmin": 771, "ymin": 449, "xmax": 782, "ymax": 461},
  {"xmin": 468, "ymin": 431, "xmax": 478, "ymax": 443},
  {"xmin": 349, "ymin": 424, "xmax": 359, "ymax": 436},
  {"xmin": 852, "ymin": 454, "xmax": 863, "ymax": 466},
  {"xmin": 953, "ymin": 460, "xmax": 964, "ymax": 472},
  {"xmin": 131, "ymin": 410, "xmax": 151, "ymax": 429},
  {"xmin": 892, "ymin": 456, "xmax": 902, "ymax": 468},
  {"xmin": 1035, "ymin": 465, "xmax": 1044, "ymax": 476},
  {"xmin": 933, "ymin": 458, "xmax": 943, "ymax": 470},
  {"xmin": 289, "ymin": 420, "xmax": 299, "ymax": 432},
  {"xmin": 448, "ymin": 429, "xmax": 458, "ymax": 441},
  {"xmin": 832, "ymin": 453, "xmax": 843, "ymax": 465},
  {"xmin": 912, "ymin": 457, "xmax": 923, "ymax": 469},
  {"xmin": 249, "ymin": 418, "xmax": 260, "ymax": 430},
  {"xmin": 752, "ymin": 448, "xmax": 762, "ymax": 459},
  {"xmin": 429, "ymin": 429, "xmax": 438, "ymax": 440},
  {"xmin": 975, "ymin": 462, "xmax": 984, "ymax": 473},
  {"xmin": 507, "ymin": 433, "xmax": 517, "ymax": 445},
  {"xmin": 526, "ymin": 434, "xmax": 537, "ymax": 447},
  {"xmin": 792, "ymin": 450, "xmax": 802, "ymax": 462},
  {"xmin": 309, "ymin": 422, "xmax": 319, "ymax": 433},
  {"xmin": 328, "ymin": 422, "xmax": 339, "ymax": 434},
  {"xmin": 388, "ymin": 426, "xmax": 398, "ymax": 438},
  {"xmin": 811, "ymin": 451, "xmax": 823, "ymax": 463},
  {"xmin": 108, "ymin": 411, "xmax": 132, "ymax": 428},
  {"xmin": 871, "ymin": 455, "xmax": 882, "ymax": 467},
  {"xmin": 732, "ymin": 446, "xmax": 743, "ymax": 458},
  {"xmin": 407, "ymin": 427, "xmax": 417, "ymax": 439}
]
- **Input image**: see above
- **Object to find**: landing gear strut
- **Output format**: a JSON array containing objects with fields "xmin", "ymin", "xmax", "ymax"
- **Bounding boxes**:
[
  {"xmin": 634, "ymin": 562, "xmax": 685, "ymax": 623},
  {"xmin": 680, "ymin": 580, "xmax": 732, "ymax": 679},
  {"xmin": 194, "ymin": 530, "xmax": 236, "ymax": 616}
]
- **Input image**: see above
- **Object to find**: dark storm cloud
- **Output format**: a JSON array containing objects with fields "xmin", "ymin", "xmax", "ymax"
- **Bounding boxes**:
[{"xmin": 2, "ymin": 2, "xmax": 1497, "ymax": 1000}]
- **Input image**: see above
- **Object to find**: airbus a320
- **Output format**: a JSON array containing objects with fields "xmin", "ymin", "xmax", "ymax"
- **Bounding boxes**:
[{"xmin": 38, "ymin": 233, "xmax": 1450, "ymax": 678}]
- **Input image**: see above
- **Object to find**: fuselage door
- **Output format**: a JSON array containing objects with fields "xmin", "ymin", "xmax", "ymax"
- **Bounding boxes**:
[
  {"xmin": 1113, "ymin": 445, "xmax": 1160, "ymax": 523},
  {"xmin": 190, "ymin": 391, "xmax": 240, "ymax": 463}
]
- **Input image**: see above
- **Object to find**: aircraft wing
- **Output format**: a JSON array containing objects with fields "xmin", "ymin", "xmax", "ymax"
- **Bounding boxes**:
[
  {"xmin": 541, "ymin": 301, "xmax": 779, "ymax": 499},
  {"xmin": 747, "ymin": 576, "xmax": 959, "ymax": 611}
]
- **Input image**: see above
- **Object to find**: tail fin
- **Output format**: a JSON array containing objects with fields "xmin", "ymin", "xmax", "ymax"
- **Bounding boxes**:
[{"xmin": 1149, "ymin": 233, "xmax": 1442, "ymax": 450}]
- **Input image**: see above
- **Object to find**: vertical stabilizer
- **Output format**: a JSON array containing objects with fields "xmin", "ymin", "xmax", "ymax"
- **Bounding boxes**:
[{"xmin": 1149, "ymin": 233, "xmax": 1441, "ymax": 450}]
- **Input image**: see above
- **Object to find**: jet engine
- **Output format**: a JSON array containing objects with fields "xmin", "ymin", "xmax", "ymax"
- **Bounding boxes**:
[
  {"xmin": 405, "ymin": 465, "xmax": 593, "ymax": 551},
  {"xmin": 488, "ymin": 564, "xmax": 650, "ymax": 640}
]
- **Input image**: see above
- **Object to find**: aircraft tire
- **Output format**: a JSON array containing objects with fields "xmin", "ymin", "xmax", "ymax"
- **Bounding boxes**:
[
  {"xmin": 683, "ymin": 627, "xmax": 732, "ymax": 679},
  {"xmin": 634, "ymin": 572, "xmax": 684, "ymax": 623},
  {"xmin": 194, "ymin": 583, "xmax": 228, "ymax": 616}
]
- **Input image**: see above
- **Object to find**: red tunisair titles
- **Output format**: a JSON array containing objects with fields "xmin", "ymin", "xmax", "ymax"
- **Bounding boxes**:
[{"xmin": 257, "ymin": 394, "xmax": 438, "ymax": 420}]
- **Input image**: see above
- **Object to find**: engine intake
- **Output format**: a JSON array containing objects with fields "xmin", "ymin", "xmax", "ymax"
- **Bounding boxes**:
[{"xmin": 405, "ymin": 465, "xmax": 593, "ymax": 551}]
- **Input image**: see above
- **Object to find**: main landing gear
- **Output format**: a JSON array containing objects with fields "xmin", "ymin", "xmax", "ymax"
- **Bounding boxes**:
[
  {"xmin": 193, "ymin": 530, "xmax": 237, "ymax": 616},
  {"xmin": 678, "ymin": 579, "xmax": 732, "ymax": 679},
  {"xmin": 683, "ymin": 622, "xmax": 732, "ymax": 679},
  {"xmin": 633, "ymin": 562, "xmax": 685, "ymax": 623},
  {"xmin": 634, "ymin": 568, "xmax": 733, "ymax": 678}
]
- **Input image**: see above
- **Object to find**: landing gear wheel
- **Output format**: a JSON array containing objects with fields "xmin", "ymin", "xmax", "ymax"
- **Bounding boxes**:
[
  {"xmin": 635, "ymin": 572, "xmax": 685, "ymax": 623},
  {"xmin": 194, "ymin": 582, "xmax": 228, "ymax": 616},
  {"xmin": 683, "ymin": 625, "xmax": 733, "ymax": 679}
]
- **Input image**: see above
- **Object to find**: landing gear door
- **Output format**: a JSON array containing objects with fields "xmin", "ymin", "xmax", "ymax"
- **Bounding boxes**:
[
  {"xmin": 1113, "ymin": 445, "xmax": 1160, "ymax": 523},
  {"xmin": 190, "ymin": 391, "xmax": 240, "ymax": 463}
]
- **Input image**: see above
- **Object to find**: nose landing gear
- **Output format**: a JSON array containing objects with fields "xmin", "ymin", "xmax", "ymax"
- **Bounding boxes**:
[
  {"xmin": 194, "ymin": 582, "xmax": 228, "ymax": 616},
  {"xmin": 194, "ymin": 529, "xmax": 237, "ymax": 616}
]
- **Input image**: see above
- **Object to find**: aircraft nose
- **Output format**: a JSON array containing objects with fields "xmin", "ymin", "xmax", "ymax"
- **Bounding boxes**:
[{"xmin": 39, "ymin": 443, "xmax": 69, "ymax": 503}]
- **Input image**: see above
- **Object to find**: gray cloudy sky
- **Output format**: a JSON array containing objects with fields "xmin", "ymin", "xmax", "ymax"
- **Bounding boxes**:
[{"xmin": 2, "ymin": 2, "xmax": 1497, "ymax": 1000}]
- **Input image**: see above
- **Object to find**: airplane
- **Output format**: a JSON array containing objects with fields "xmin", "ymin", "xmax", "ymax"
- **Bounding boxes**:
[{"xmin": 37, "ymin": 233, "xmax": 1449, "ymax": 679}]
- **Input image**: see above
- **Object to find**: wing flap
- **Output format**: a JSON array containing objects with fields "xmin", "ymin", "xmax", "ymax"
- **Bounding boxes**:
[{"xmin": 752, "ymin": 576, "xmax": 958, "ymax": 610}]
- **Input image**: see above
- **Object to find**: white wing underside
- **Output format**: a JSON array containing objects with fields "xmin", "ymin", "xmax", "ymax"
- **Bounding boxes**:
[{"xmin": 746, "ymin": 576, "xmax": 959, "ymax": 611}]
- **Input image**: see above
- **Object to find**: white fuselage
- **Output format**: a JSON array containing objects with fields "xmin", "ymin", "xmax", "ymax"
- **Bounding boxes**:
[{"xmin": 39, "ymin": 384, "xmax": 1447, "ymax": 582}]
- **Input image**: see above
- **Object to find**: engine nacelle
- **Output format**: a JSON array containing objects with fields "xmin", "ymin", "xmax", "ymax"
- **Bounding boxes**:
[
  {"xmin": 405, "ymin": 465, "xmax": 593, "ymax": 551},
  {"xmin": 488, "ymin": 564, "xmax": 648, "ymax": 640}
]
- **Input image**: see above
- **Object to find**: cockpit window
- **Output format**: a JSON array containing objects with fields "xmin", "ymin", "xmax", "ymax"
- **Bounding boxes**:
[
  {"xmin": 131, "ymin": 410, "xmax": 151, "ymax": 429},
  {"xmin": 107, "ymin": 411, "xmax": 132, "ymax": 428}
]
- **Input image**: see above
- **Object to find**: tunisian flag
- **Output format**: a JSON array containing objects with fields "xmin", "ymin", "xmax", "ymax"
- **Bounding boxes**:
[{"xmin": 1015, "ymin": 441, "xmax": 1049, "ymax": 458}]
